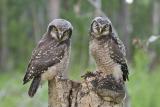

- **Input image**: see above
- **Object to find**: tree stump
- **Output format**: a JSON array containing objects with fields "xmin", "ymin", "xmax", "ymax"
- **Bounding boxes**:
[{"xmin": 48, "ymin": 71, "xmax": 126, "ymax": 107}]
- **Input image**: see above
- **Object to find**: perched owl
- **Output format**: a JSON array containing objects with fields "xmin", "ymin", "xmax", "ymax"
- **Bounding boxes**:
[
  {"xmin": 89, "ymin": 16, "xmax": 129, "ymax": 81},
  {"xmin": 23, "ymin": 19, "xmax": 73, "ymax": 97}
]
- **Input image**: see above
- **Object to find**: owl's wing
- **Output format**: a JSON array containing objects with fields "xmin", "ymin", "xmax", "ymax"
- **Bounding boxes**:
[
  {"xmin": 23, "ymin": 38, "xmax": 66, "ymax": 84},
  {"xmin": 108, "ymin": 34, "xmax": 129, "ymax": 81},
  {"xmin": 111, "ymin": 33, "xmax": 126, "ymax": 56}
]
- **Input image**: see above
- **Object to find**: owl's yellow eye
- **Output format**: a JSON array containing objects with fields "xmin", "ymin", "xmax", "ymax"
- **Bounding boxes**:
[
  {"xmin": 61, "ymin": 29, "xmax": 72, "ymax": 41},
  {"xmin": 52, "ymin": 27, "xmax": 58, "ymax": 33},
  {"xmin": 101, "ymin": 25, "xmax": 109, "ymax": 32},
  {"xmin": 63, "ymin": 30, "xmax": 69, "ymax": 37}
]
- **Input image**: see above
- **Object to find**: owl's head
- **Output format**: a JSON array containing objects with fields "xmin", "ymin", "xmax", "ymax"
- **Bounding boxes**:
[
  {"xmin": 90, "ymin": 17, "xmax": 112, "ymax": 39},
  {"xmin": 47, "ymin": 19, "xmax": 73, "ymax": 42}
]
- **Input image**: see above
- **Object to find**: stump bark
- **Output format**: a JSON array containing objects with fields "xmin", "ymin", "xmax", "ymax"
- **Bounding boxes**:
[{"xmin": 48, "ymin": 71, "xmax": 126, "ymax": 107}]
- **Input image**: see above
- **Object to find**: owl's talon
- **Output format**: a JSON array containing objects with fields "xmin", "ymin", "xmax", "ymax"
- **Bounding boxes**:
[{"xmin": 57, "ymin": 75, "xmax": 67, "ymax": 81}]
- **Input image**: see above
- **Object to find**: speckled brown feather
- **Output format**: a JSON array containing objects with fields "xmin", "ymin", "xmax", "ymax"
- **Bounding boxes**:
[
  {"xmin": 89, "ymin": 16, "xmax": 129, "ymax": 81},
  {"xmin": 23, "ymin": 34, "xmax": 70, "ymax": 84},
  {"xmin": 90, "ymin": 34, "xmax": 129, "ymax": 81},
  {"xmin": 23, "ymin": 19, "xmax": 72, "ymax": 97},
  {"xmin": 109, "ymin": 34, "xmax": 129, "ymax": 81},
  {"xmin": 90, "ymin": 36, "xmax": 117, "ymax": 74}
]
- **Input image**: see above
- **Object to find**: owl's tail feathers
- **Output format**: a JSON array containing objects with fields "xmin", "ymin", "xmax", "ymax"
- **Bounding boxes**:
[{"xmin": 28, "ymin": 76, "xmax": 41, "ymax": 97}]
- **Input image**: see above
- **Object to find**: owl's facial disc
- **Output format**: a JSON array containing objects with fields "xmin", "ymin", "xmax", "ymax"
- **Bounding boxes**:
[
  {"xmin": 50, "ymin": 26, "xmax": 72, "ymax": 42},
  {"xmin": 91, "ymin": 21, "xmax": 111, "ymax": 38},
  {"xmin": 48, "ymin": 19, "xmax": 73, "ymax": 42}
]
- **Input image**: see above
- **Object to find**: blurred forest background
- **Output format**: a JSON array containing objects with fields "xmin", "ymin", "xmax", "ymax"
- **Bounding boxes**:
[{"xmin": 0, "ymin": 0, "xmax": 160, "ymax": 107}]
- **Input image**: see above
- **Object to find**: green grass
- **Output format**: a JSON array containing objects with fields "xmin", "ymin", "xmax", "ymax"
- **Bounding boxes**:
[
  {"xmin": 0, "ymin": 51, "xmax": 160, "ymax": 107},
  {"xmin": 127, "ymin": 50, "xmax": 160, "ymax": 107},
  {"xmin": 0, "ymin": 72, "xmax": 48, "ymax": 107},
  {"xmin": 128, "ymin": 67, "xmax": 160, "ymax": 107}
]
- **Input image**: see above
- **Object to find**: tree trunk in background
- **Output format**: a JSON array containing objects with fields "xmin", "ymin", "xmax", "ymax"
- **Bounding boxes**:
[
  {"xmin": 152, "ymin": 0, "xmax": 160, "ymax": 35},
  {"xmin": 88, "ymin": 0, "xmax": 105, "ymax": 17},
  {"xmin": 48, "ymin": 0, "xmax": 60, "ymax": 21},
  {"xmin": 149, "ymin": 0, "xmax": 160, "ymax": 71},
  {"xmin": 118, "ymin": 0, "xmax": 132, "ymax": 61},
  {"xmin": 31, "ymin": 2, "xmax": 41, "ymax": 43},
  {"xmin": 118, "ymin": 1, "xmax": 132, "ymax": 107},
  {"xmin": 92, "ymin": 0, "xmax": 102, "ymax": 16},
  {"xmin": 63, "ymin": 0, "xmax": 69, "ymax": 10},
  {"xmin": 47, "ymin": 1, "xmax": 60, "ymax": 107},
  {"xmin": 0, "ymin": 0, "xmax": 8, "ymax": 72}
]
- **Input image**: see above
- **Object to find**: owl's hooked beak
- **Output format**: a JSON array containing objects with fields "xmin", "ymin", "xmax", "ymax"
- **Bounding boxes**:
[
  {"xmin": 59, "ymin": 35, "xmax": 62, "ymax": 40},
  {"xmin": 58, "ymin": 32, "xmax": 63, "ymax": 41},
  {"xmin": 100, "ymin": 24, "xmax": 110, "ymax": 35},
  {"xmin": 99, "ymin": 27, "xmax": 102, "ymax": 34}
]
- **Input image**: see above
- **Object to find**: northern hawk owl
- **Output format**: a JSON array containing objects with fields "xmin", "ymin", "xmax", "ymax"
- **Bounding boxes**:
[
  {"xmin": 23, "ymin": 19, "xmax": 73, "ymax": 97},
  {"xmin": 89, "ymin": 16, "xmax": 129, "ymax": 81}
]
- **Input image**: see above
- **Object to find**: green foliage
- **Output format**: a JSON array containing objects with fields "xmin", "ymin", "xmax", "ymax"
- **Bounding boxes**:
[
  {"xmin": 128, "ymin": 51, "xmax": 160, "ymax": 107},
  {"xmin": 131, "ymin": 1, "xmax": 152, "ymax": 39},
  {"xmin": 0, "ymin": 72, "xmax": 48, "ymax": 107},
  {"xmin": 133, "ymin": 49, "xmax": 149, "ymax": 72},
  {"xmin": 128, "ymin": 70, "xmax": 160, "ymax": 107}
]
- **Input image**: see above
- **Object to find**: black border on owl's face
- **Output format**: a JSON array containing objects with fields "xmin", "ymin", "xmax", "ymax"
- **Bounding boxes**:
[{"xmin": 91, "ymin": 21, "xmax": 99, "ymax": 35}]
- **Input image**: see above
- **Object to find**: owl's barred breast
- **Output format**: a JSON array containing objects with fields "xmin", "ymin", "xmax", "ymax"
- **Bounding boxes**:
[{"xmin": 90, "ymin": 39, "xmax": 117, "ymax": 75}]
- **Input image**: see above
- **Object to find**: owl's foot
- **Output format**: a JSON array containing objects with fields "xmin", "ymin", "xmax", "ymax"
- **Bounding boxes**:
[{"xmin": 56, "ymin": 75, "xmax": 67, "ymax": 81}]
